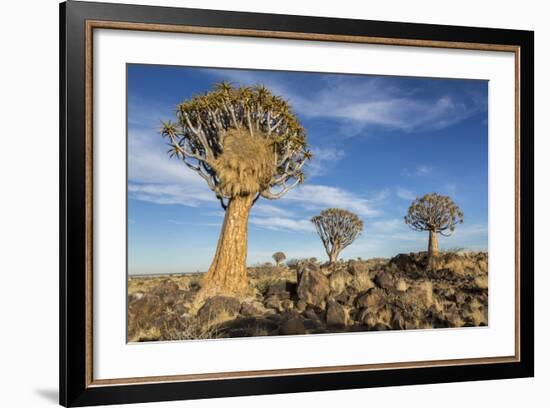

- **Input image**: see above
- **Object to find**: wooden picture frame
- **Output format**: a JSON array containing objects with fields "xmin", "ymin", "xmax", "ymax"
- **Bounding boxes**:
[{"xmin": 60, "ymin": 1, "xmax": 534, "ymax": 406}]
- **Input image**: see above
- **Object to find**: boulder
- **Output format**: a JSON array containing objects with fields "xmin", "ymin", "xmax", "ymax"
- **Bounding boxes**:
[
  {"xmin": 396, "ymin": 279, "xmax": 409, "ymax": 292},
  {"xmin": 295, "ymin": 300, "xmax": 307, "ymax": 313},
  {"xmin": 279, "ymin": 317, "xmax": 306, "ymax": 335},
  {"xmin": 326, "ymin": 300, "xmax": 348, "ymax": 328},
  {"xmin": 152, "ymin": 279, "xmax": 180, "ymax": 297},
  {"xmin": 297, "ymin": 269, "xmax": 330, "ymax": 307},
  {"xmin": 281, "ymin": 299, "xmax": 295, "ymax": 312},
  {"xmin": 303, "ymin": 308, "xmax": 321, "ymax": 321},
  {"xmin": 329, "ymin": 270, "xmax": 353, "ymax": 295},
  {"xmin": 129, "ymin": 293, "xmax": 162, "ymax": 319},
  {"xmin": 391, "ymin": 310, "xmax": 405, "ymax": 330},
  {"xmin": 347, "ymin": 260, "xmax": 368, "ymax": 275},
  {"xmin": 334, "ymin": 287, "xmax": 355, "ymax": 305},
  {"xmin": 296, "ymin": 262, "xmax": 320, "ymax": 282},
  {"xmin": 409, "ymin": 281, "xmax": 433, "ymax": 308},
  {"xmin": 356, "ymin": 289, "xmax": 384, "ymax": 309},
  {"xmin": 198, "ymin": 296, "xmax": 241, "ymax": 324},
  {"xmin": 240, "ymin": 301, "xmax": 268, "ymax": 317},
  {"xmin": 266, "ymin": 281, "xmax": 292, "ymax": 299},
  {"xmin": 219, "ymin": 317, "xmax": 279, "ymax": 337},
  {"xmin": 358, "ymin": 304, "xmax": 392, "ymax": 328},
  {"xmin": 264, "ymin": 295, "xmax": 282, "ymax": 311},
  {"xmin": 374, "ymin": 271, "xmax": 395, "ymax": 290},
  {"xmin": 352, "ymin": 271, "xmax": 375, "ymax": 292}
]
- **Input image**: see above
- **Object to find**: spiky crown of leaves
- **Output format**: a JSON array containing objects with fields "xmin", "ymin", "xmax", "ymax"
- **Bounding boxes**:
[
  {"xmin": 311, "ymin": 208, "xmax": 364, "ymax": 250},
  {"xmin": 272, "ymin": 251, "xmax": 286, "ymax": 260},
  {"xmin": 404, "ymin": 193, "xmax": 464, "ymax": 235},
  {"xmin": 160, "ymin": 82, "xmax": 312, "ymax": 206}
]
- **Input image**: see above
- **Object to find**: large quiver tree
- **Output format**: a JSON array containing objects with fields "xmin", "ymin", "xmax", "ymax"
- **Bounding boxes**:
[
  {"xmin": 404, "ymin": 193, "xmax": 464, "ymax": 258},
  {"xmin": 311, "ymin": 208, "xmax": 363, "ymax": 263},
  {"xmin": 161, "ymin": 82, "xmax": 311, "ymax": 295}
]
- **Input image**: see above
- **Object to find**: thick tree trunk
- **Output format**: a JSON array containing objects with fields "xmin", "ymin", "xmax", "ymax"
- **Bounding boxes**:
[
  {"xmin": 328, "ymin": 245, "xmax": 340, "ymax": 264},
  {"xmin": 201, "ymin": 194, "xmax": 254, "ymax": 295},
  {"xmin": 428, "ymin": 230, "xmax": 439, "ymax": 258}
]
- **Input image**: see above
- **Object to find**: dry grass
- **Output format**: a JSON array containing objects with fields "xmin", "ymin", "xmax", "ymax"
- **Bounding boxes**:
[
  {"xmin": 211, "ymin": 129, "xmax": 275, "ymax": 196},
  {"xmin": 128, "ymin": 273, "xmax": 200, "ymax": 296}
]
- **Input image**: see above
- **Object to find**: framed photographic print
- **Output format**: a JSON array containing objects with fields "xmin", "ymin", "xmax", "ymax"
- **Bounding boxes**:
[{"xmin": 59, "ymin": 1, "xmax": 534, "ymax": 406}]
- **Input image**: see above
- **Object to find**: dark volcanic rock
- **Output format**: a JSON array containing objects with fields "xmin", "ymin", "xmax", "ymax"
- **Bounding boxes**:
[
  {"xmin": 128, "ymin": 251, "xmax": 489, "ymax": 342},
  {"xmin": 329, "ymin": 270, "xmax": 353, "ymax": 296},
  {"xmin": 297, "ymin": 269, "xmax": 330, "ymax": 307},
  {"xmin": 391, "ymin": 310, "xmax": 405, "ymax": 330},
  {"xmin": 264, "ymin": 295, "xmax": 282, "ymax": 311},
  {"xmin": 326, "ymin": 300, "xmax": 348, "ymax": 328},
  {"xmin": 279, "ymin": 317, "xmax": 306, "ymax": 335},
  {"xmin": 347, "ymin": 260, "xmax": 368, "ymax": 276},
  {"xmin": 219, "ymin": 317, "xmax": 279, "ymax": 337},
  {"xmin": 266, "ymin": 281, "xmax": 292, "ymax": 300},
  {"xmin": 374, "ymin": 271, "xmax": 395, "ymax": 290},
  {"xmin": 198, "ymin": 296, "xmax": 241, "ymax": 323},
  {"xmin": 151, "ymin": 279, "xmax": 180, "ymax": 297},
  {"xmin": 240, "ymin": 301, "xmax": 268, "ymax": 317},
  {"xmin": 356, "ymin": 288, "xmax": 385, "ymax": 309}
]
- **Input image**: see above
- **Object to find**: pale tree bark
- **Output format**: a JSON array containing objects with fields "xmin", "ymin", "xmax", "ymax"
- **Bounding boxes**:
[
  {"xmin": 201, "ymin": 194, "xmax": 254, "ymax": 295},
  {"xmin": 428, "ymin": 230, "xmax": 439, "ymax": 258},
  {"xmin": 328, "ymin": 245, "xmax": 341, "ymax": 264},
  {"xmin": 163, "ymin": 84, "xmax": 311, "ymax": 297}
]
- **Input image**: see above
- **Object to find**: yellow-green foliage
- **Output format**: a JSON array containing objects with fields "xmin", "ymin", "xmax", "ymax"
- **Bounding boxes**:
[
  {"xmin": 405, "ymin": 193, "xmax": 464, "ymax": 234},
  {"xmin": 160, "ymin": 82, "xmax": 311, "ymax": 202}
]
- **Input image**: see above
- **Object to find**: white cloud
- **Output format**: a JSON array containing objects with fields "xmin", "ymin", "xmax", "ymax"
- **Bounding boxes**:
[
  {"xmin": 128, "ymin": 183, "xmax": 214, "ymax": 206},
  {"xmin": 396, "ymin": 187, "xmax": 416, "ymax": 201},
  {"xmin": 306, "ymin": 147, "xmax": 345, "ymax": 177},
  {"xmin": 251, "ymin": 203, "xmax": 293, "ymax": 217},
  {"xmin": 285, "ymin": 184, "xmax": 380, "ymax": 217},
  {"xmin": 127, "ymin": 128, "xmax": 217, "ymax": 207},
  {"xmin": 128, "ymin": 125, "xmax": 381, "ymax": 218},
  {"xmin": 249, "ymin": 216, "xmax": 315, "ymax": 233},
  {"xmin": 205, "ymin": 70, "xmax": 485, "ymax": 134},
  {"xmin": 370, "ymin": 218, "xmax": 404, "ymax": 233},
  {"xmin": 446, "ymin": 223, "xmax": 488, "ymax": 241}
]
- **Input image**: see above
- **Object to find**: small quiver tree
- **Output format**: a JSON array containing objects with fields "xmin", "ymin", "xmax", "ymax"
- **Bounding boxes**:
[
  {"xmin": 272, "ymin": 251, "xmax": 286, "ymax": 266},
  {"xmin": 311, "ymin": 208, "xmax": 363, "ymax": 264},
  {"xmin": 161, "ymin": 82, "xmax": 311, "ymax": 296},
  {"xmin": 404, "ymin": 193, "xmax": 464, "ymax": 259}
]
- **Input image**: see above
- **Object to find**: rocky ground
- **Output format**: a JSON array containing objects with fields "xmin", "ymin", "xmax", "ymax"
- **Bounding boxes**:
[{"xmin": 127, "ymin": 251, "xmax": 488, "ymax": 342}]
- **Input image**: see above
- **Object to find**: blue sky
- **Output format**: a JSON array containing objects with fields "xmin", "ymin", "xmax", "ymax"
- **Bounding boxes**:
[{"xmin": 127, "ymin": 64, "xmax": 488, "ymax": 275}]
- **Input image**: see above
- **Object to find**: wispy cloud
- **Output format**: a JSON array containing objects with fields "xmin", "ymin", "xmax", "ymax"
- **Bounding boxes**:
[
  {"xmin": 128, "ymin": 126, "xmax": 380, "ymax": 218},
  {"xmin": 205, "ymin": 70, "xmax": 485, "ymax": 134},
  {"xmin": 285, "ymin": 184, "xmax": 380, "ymax": 217},
  {"xmin": 306, "ymin": 146, "xmax": 345, "ymax": 177},
  {"xmin": 402, "ymin": 165, "xmax": 432, "ymax": 177},
  {"xmin": 251, "ymin": 203, "xmax": 293, "ymax": 217},
  {"xmin": 370, "ymin": 218, "xmax": 404, "ymax": 233},
  {"xmin": 128, "ymin": 93, "xmax": 174, "ymax": 130},
  {"xmin": 128, "ymin": 183, "xmax": 214, "ymax": 206},
  {"xmin": 127, "ymin": 128, "xmax": 217, "ymax": 207},
  {"xmin": 249, "ymin": 216, "xmax": 315, "ymax": 233},
  {"xmin": 395, "ymin": 187, "xmax": 416, "ymax": 201},
  {"xmin": 167, "ymin": 219, "xmax": 220, "ymax": 227}
]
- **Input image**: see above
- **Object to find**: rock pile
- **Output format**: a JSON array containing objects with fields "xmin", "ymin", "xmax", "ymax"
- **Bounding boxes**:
[{"xmin": 127, "ymin": 251, "xmax": 488, "ymax": 341}]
